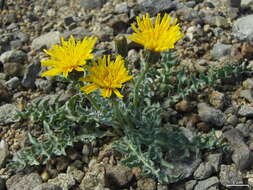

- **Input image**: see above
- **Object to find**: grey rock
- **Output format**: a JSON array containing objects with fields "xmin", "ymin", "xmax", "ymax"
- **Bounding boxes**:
[
  {"xmin": 33, "ymin": 183, "xmax": 62, "ymax": 190},
  {"xmin": 7, "ymin": 173, "xmax": 42, "ymax": 190},
  {"xmin": 5, "ymin": 77, "xmax": 20, "ymax": 89},
  {"xmin": 0, "ymin": 140, "xmax": 8, "ymax": 169},
  {"xmin": 0, "ymin": 50, "xmax": 27, "ymax": 64},
  {"xmin": 162, "ymin": 157, "xmax": 201, "ymax": 182},
  {"xmin": 233, "ymin": 14, "xmax": 253, "ymax": 41},
  {"xmin": 55, "ymin": 0, "xmax": 68, "ymax": 6},
  {"xmin": 185, "ymin": 180, "xmax": 197, "ymax": 190},
  {"xmin": 0, "ymin": 177, "xmax": 5, "ymax": 190},
  {"xmin": 22, "ymin": 63, "xmax": 41, "ymax": 89},
  {"xmin": 241, "ymin": 0, "xmax": 253, "ymax": 8},
  {"xmin": 219, "ymin": 164, "xmax": 243, "ymax": 186},
  {"xmin": 6, "ymin": 174, "xmax": 23, "ymax": 190},
  {"xmin": 157, "ymin": 184, "xmax": 168, "ymax": 190},
  {"xmin": 206, "ymin": 16, "xmax": 229, "ymax": 28},
  {"xmin": 176, "ymin": 6, "xmax": 199, "ymax": 21},
  {"xmin": 193, "ymin": 162, "xmax": 214, "ymax": 180},
  {"xmin": 185, "ymin": 1, "xmax": 196, "ymax": 8},
  {"xmin": 115, "ymin": 2, "xmax": 128, "ymax": 13},
  {"xmin": 31, "ymin": 31, "xmax": 61, "ymax": 50},
  {"xmin": 0, "ymin": 104, "xmax": 18, "ymax": 124},
  {"xmin": 239, "ymin": 89, "xmax": 253, "ymax": 102},
  {"xmin": 243, "ymin": 78, "xmax": 253, "ymax": 88},
  {"xmin": 67, "ymin": 166, "xmax": 84, "ymax": 183},
  {"xmin": 207, "ymin": 153, "xmax": 222, "ymax": 172},
  {"xmin": 93, "ymin": 184, "xmax": 110, "ymax": 190},
  {"xmin": 232, "ymin": 146, "xmax": 253, "ymax": 170},
  {"xmin": 223, "ymin": 128, "xmax": 253, "ymax": 170},
  {"xmin": 14, "ymin": 32, "xmax": 29, "ymax": 43},
  {"xmin": 236, "ymin": 123, "xmax": 250, "ymax": 137},
  {"xmin": 238, "ymin": 105, "xmax": 253, "ymax": 117},
  {"xmin": 223, "ymin": 128, "xmax": 246, "ymax": 148},
  {"xmin": 4, "ymin": 13, "xmax": 17, "ymax": 24},
  {"xmin": 62, "ymin": 27, "xmax": 91, "ymax": 41},
  {"xmin": 3, "ymin": 62, "xmax": 23, "ymax": 77},
  {"xmin": 211, "ymin": 43, "xmax": 232, "ymax": 60},
  {"xmin": 222, "ymin": 0, "xmax": 241, "ymax": 7},
  {"xmin": 80, "ymin": 163, "xmax": 107, "ymax": 190},
  {"xmin": 194, "ymin": 177, "xmax": 219, "ymax": 190},
  {"xmin": 198, "ymin": 103, "xmax": 226, "ymax": 127},
  {"xmin": 226, "ymin": 115, "xmax": 238, "ymax": 126},
  {"xmin": 48, "ymin": 174, "xmax": 75, "ymax": 190},
  {"xmin": 105, "ymin": 164, "xmax": 133, "ymax": 187},
  {"xmin": 92, "ymin": 24, "xmax": 113, "ymax": 42},
  {"xmin": 79, "ymin": 0, "xmax": 107, "ymax": 10},
  {"xmin": 137, "ymin": 0, "xmax": 175, "ymax": 16},
  {"xmin": 6, "ymin": 23, "xmax": 18, "ymax": 30},
  {"xmin": 10, "ymin": 40, "xmax": 23, "ymax": 49}
]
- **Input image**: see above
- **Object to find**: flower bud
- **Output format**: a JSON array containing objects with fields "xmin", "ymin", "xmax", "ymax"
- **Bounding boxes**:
[{"xmin": 114, "ymin": 35, "xmax": 128, "ymax": 58}]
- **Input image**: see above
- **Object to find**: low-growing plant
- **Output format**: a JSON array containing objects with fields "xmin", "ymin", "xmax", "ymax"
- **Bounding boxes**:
[
  {"xmin": 150, "ymin": 51, "xmax": 248, "ymax": 105},
  {"xmin": 9, "ymin": 12, "xmax": 236, "ymax": 184}
]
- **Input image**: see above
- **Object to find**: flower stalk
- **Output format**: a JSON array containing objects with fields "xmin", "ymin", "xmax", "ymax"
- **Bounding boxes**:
[
  {"xmin": 133, "ymin": 50, "xmax": 160, "ymax": 108},
  {"xmin": 83, "ymin": 93, "xmax": 100, "ymax": 111}
]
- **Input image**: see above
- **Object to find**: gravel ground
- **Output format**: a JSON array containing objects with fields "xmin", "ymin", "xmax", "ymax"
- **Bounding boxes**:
[{"xmin": 1, "ymin": 0, "xmax": 253, "ymax": 189}]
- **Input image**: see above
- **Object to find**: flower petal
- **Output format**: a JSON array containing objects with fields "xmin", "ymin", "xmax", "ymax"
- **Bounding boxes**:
[
  {"xmin": 40, "ymin": 68, "xmax": 62, "ymax": 77},
  {"xmin": 113, "ymin": 89, "xmax": 123, "ymax": 98},
  {"xmin": 80, "ymin": 84, "xmax": 99, "ymax": 94},
  {"xmin": 101, "ymin": 88, "xmax": 112, "ymax": 98}
]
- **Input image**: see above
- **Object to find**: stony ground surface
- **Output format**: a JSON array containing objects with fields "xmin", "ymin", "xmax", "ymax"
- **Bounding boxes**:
[{"xmin": 1, "ymin": 0, "xmax": 253, "ymax": 189}]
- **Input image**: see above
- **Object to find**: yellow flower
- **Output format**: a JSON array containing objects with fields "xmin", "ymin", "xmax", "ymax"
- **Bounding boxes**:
[
  {"xmin": 128, "ymin": 13, "xmax": 184, "ymax": 52},
  {"xmin": 80, "ymin": 55, "xmax": 133, "ymax": 98},
  {"xmin": 40, "ymin": 35, "xmax": 97, "ymax": 77}
]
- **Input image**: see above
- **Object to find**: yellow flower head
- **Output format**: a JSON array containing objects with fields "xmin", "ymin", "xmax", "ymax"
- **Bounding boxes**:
[
  {"xmin": 40, "ymin": 35, "xmax": 97, "ymax": 77},
  {"xmin": 128, "ymin": 13, "xmax": 184, "ymax": 52},
  {"xmin": 80, "ymin": 55, "xmax": 133, "ymax": 98}
]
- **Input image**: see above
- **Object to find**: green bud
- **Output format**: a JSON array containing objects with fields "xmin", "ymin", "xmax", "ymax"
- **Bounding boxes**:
[{"xmin": 114, "ymin": 35, "xmax": 128, "ymax": 58}]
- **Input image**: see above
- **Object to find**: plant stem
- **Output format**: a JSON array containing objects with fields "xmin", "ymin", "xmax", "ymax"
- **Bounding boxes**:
[
  {"xmin": 133, "ymin": 62, "xmax": 150, "ymax": 108},
  {"xmin": 84, "ymin": 93, "xmax": 100, "ymax": 111},
  {"xmin": 111, "ymin": 98, "xmax": 125, "ymax": 136}
]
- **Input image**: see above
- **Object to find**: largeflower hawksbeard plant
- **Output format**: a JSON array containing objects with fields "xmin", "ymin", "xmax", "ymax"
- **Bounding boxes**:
[
  {"xmin": 40, "ymin": 35, "xmax": 97, "ymax": 77},
  {"xmin": 80, "ymin": 55, "xmax": 133, "ymax": 98},
  {"xmin": 128, "ymin": 13, "xmax": 184, "ymax": 52},
  {"xmin": 32, "ymin": 13, "xmax": 189, "ymax": 184}
]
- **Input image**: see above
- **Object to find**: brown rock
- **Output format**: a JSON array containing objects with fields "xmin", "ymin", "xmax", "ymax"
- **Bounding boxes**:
[
  {"xmin": 209, "ymin": 90, "xmax": 225, "ymax": 109},
  {"xmin": 241, "ymin": 42, "xmax": 253, "ymax": 59},
  {"xmin": 175, "ymin": 100, "xmax": 192, "ymax": 112},
  {"xmin": 137, "ymin": 178, "xmax": 156, "ymax": 190},
  {"xmin": 106, "ymin": 164, "xmax": 133, "ymax": 187},
  {"xmin": 80, "ymin": 163, "xmax": 107, "ymax": 190},
  {"xmin": 56, "ymin": 157, "xmax": 69, "ymax": 172},
  {"xmin": 0, "ymin": 83, "xmax": 11, "ymax": 102},
  {"xmin": 3, "ymin": 62, "xmax": 24, "ymax": 77},
  {"xmin": 196, "ymin": 122, "xmax": 210, "ymax": 132}
]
